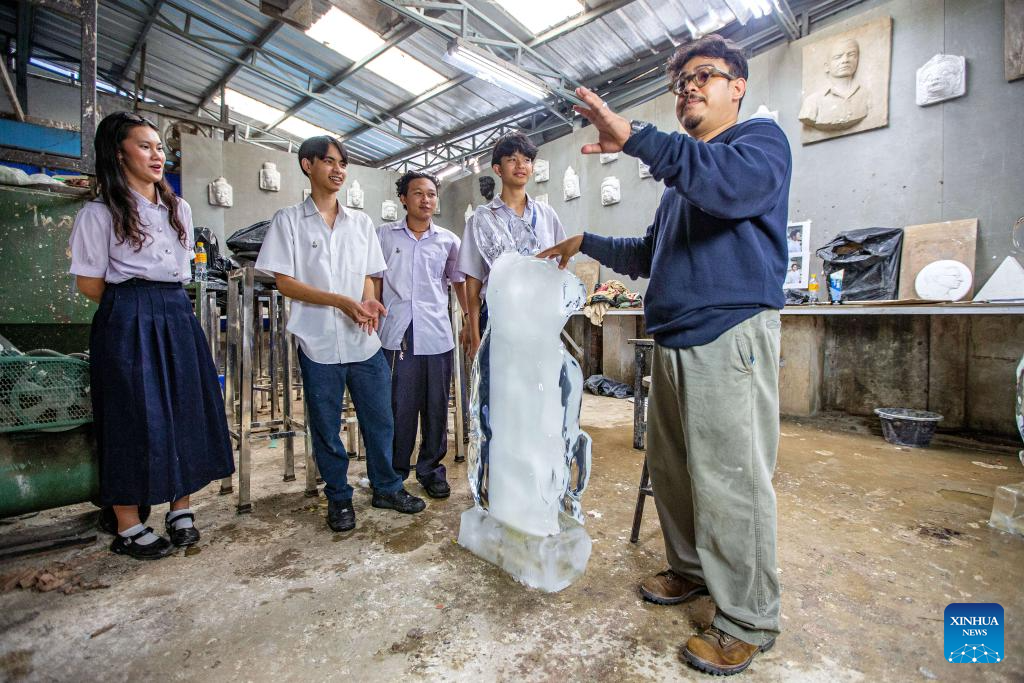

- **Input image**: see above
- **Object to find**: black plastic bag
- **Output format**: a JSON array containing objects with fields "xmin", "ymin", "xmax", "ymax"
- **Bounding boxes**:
[
  {"xmin": 584, "ymin": 374, "xmax": 634, "ymax": 399},
  {"xmin": 815, "ymin": 227, "xmax": 903, "ymax": 301},
  {"xmin": 226, "ymin": 220, "xmax": 272, "ymax": 263}
]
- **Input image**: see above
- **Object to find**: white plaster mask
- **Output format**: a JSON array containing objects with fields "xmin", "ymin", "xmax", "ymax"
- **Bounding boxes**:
[
  {"xmin": 533, "ymin": 158, "xmax": 550, "ymax": 183},
  {"xmin": 259, "ymin": 161, "xmax": 280, "ymax": 191},
  {"xmin": 381, "ymin": 199, "xmax": 398, "ymax": 222},
  {"xmin": 208, "ymin": 176, "xmax": 233, "ymax": 207},
  {"xmin": 916, "ymin": 54, "xmax": 966, "ymax": 106},
  {"xmin": 346, "ymin": 180, "xmax": 364, "ymax": 209},
  {"xmin": 563, "ymin": 166, "xmax": 580, "ymax": 201},
  {"xmin": 600, "ymin": 176, "xmax": 620, "ymax": 206}
]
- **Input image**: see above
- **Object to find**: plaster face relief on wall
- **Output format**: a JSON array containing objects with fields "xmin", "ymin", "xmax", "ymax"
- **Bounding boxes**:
[
  {"xmin": 259, "ymin": 161, "xmax": 280, "ymax": 191},
  {"xmin": 750, "ymin": 103, "xmax": 779, "ymax": 121},
  {"xmin": 534, "ymin": 158, "xmax": 549, "ymax": 183},
  {"xmin": 381, "ymin": 199, "xmax": 398, "ymax": 222},
  {"xmin": 346, "ymin": 180, "xmax": 364, "ymax": 209},
  {"xmin": 600, "ymin": 176, "xmax": 620, "ymax": 206},
  {"xmin": 916, "ymin": 54, "xmax": 966, "ymax": 106},
  {"xmin": 637, "ymin": 160, "xmax": 652, "ymax": 179},
  {"xmin": 563, "ymin": 166, "xmax": 580, "ymax": 201},
  {"xmin": 1007, "ymin": 0, "xmax": 1024, "ymax": 81},
  {"xmin": 434, "ymin": 196, "xmax": 441, "ymax": 216},
  {"xmin": 599, "ymin": 152, "xmax": 619, "ymax": 164},
  {"xmin": 798, "ymin": 16, "xmax": 892, "ymax": 144},
  {"xmin": 208, "ymin": 176, "xmax": 233, "ymax": 207},
  {"xmin": 914, "ymin": 259, "xmax": 973, "ymax": 301}
]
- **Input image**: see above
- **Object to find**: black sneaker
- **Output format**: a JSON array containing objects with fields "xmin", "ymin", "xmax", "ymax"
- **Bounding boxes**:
[
  {"xmin": 109, "ymin": 527, "xmax": 174, "ymax": 560},
  {"xmin": 327, "ymin": 499, "xmax": 356, "ymax": 532},
  {"xmin": 418, "ymin": 477, "xmax": 451, "ymax": 499},
  {"xmin": 165, "ymin": 512, "xmax": 201, "ymax": 547},
  {"xmin": 371, "ymin": 488, "xmax": 426, "ymax": 514}
]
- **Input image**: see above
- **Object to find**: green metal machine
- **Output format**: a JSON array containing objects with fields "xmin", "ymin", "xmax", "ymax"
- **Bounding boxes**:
[{"xmin": 0, "ymin": 184, "xmax": 100, "ymax": 520}]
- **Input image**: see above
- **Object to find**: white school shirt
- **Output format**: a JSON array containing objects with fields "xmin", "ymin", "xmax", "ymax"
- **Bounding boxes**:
[
  {"xmin": 256, "ymin": 196, "xmax": 387, "ymax": 365},
  {"xmin": 456, "ymin": 194, "xmax": 566, "ymax": 298},
  {"xmin": 68, "ymin": 190, "xmax": 195, "ymax": 283}
]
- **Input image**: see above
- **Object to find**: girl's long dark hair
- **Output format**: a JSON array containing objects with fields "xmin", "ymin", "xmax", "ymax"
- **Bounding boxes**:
[{"xmin": 93, "ymin": 111, "xmax": 186, "ymax": 252}]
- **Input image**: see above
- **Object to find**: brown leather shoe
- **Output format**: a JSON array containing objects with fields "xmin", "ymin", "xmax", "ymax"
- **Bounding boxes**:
[
  {"xmin": 684, "ymin": 626, "xmax": 775, "ymax": 676},
  {"xmin": 639, "ymin": 569, "xmax": 709, "ymax": 605}
]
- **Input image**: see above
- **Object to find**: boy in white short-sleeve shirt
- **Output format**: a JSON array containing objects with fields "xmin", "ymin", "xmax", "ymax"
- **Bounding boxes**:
[{"xmin": 256, "ymin": 136, "xmax": 425, "ymax": 533}]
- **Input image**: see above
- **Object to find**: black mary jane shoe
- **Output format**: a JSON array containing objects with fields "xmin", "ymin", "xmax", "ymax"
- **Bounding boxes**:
[
  {"xmin": 165, "ymin": 513, "xmax": 201, "ymax": 547},
  {"xmin": 109, "ymin": 527, "xmax": 174, "ymax": 560}
]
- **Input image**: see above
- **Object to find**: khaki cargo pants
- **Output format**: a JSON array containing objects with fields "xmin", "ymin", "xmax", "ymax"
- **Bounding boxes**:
[{"xmin": 646, "ymin": 309, "xmax": 782, "ymax": 646}]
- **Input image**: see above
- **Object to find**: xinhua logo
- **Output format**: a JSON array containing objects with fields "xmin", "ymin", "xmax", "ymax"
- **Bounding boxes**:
[{"xmin": 944, "ymin": 603, "xmax": 1004, "ymax": 663}]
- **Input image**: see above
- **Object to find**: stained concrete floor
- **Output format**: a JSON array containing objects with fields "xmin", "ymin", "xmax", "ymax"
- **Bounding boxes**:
[{"xmin": 1, "ymin": 395, "xmax": 1022, "ymax": 682}]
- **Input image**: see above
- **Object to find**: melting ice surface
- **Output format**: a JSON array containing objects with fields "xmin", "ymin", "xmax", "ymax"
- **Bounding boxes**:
[{"xmin": 459, "ymin": 253, "xmax": 593, "ymax": 592}]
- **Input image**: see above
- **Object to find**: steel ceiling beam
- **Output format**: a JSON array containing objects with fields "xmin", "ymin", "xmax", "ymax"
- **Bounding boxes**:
[
  {"xmin": 113, "ymin": 0, "xmax": 164, "ymax": 86},
  {"xmin": 352, "ymin": 0, "xmax": 632, "ymax": 160},
  {"xmin": 266, "ymin": 21, "xmax": 420, "ymax": 130},
  {"xmin": 103, "ymin": 0, "xmax": 425, "ymax": 146},
  {"xmin": 196, "ymin": 20, "xmax": 283, "ymax": 113}
]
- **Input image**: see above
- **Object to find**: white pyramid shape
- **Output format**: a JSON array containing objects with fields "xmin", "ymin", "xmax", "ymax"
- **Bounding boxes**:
[{"xmin": 974, "ymin": 256, "xmax": 1024, "ymax": 301}]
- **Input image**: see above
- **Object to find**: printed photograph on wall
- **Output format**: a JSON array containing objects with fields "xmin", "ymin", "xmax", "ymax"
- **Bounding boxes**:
[
  {"xmin": 787, "ymin": 220, "xmax": 811, "ymax": 255},
  {"xmin": 798, "ymin": 16, "xmax": 892, "ymax": 144},
  {"xmin": 784, "ymin": 254, "xmax": 809, "ymax": 289}
]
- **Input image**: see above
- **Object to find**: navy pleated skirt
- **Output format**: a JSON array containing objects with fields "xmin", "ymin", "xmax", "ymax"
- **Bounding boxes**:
[{"xmin": 89, "ymin": 279, "xmax": 235, "ymax": 506}]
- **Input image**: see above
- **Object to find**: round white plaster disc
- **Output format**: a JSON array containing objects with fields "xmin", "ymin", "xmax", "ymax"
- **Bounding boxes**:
[{"xmin": 914, "ymin": 259, "xmax": 972, "ymax": 301}]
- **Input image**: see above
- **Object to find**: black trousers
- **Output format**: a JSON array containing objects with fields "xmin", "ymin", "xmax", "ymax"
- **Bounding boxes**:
[{"xmin": 385, "ymin": 325, "xmax": 452, "ymax": 484}]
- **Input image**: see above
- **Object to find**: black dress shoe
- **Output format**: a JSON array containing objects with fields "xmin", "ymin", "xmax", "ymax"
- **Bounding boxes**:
[
  {"xmin": 327, "ymin": 499, "xmax": 356, "ymax": 532},
  {"xmin": 165, "ymin": 512, "xmax": 201, "ymax": 547},
  {"xmin": 371, "ymin": 488, "xmax": 426, "ymax": 514},
  {"xmin": 110, "ymin": 527, "xmax": 174, "ymax": 560},
  {"xmin": 418, "ymin": 477, "xmax": 451, "ymax": 499}
]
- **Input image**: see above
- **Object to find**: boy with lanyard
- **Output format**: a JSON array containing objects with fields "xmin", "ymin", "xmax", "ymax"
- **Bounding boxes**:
[
  {"xmin": 256, "ymin": 136, "xmax": 425, "ymax": 533},
  {"xmin": 372, "ymin": 171, "xmax": 467, "ymax": 499},
  {"xmin": 456, "ymin": 132, "xmax": 567, "ymax": 358}
]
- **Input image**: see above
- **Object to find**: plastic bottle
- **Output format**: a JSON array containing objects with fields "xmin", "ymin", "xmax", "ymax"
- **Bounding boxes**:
[
  {"xmin": 194, "ymin": 241, "xmax": 208, "ymax": 282},
  {"xmin": 807, "ymin": 273, "xmax": 820, "ymax": 303}
]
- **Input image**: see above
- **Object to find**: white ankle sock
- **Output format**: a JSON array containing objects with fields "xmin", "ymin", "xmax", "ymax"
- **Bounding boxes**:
[
  {"xmin": 120, "ymin": 523, "xmax": 158, "ymax": 545},
  {"xmin": 166, "ymin": 508, "xmax": 195, "ymax": 530}
]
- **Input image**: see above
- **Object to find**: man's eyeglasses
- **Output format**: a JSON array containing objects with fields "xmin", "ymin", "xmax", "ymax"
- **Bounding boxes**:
[{"xmin": 668, "ymin": 65, "xmax": 738, "ymax": 95}]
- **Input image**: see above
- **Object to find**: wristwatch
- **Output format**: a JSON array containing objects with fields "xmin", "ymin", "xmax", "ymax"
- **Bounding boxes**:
[{"xmin": 629, "ymin": 119, "xmax": 654, "ymax": 139}]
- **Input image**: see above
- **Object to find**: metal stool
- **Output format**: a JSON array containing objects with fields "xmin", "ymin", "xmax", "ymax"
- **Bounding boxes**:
[{"xmin": 630, "ymin": 375, "xmax": 653, "ymax": 544}]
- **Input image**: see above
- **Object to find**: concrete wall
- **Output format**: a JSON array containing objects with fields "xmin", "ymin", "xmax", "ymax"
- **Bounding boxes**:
[{"xmin": 180, "ymin": 134, "xmax": 401, "ymax": 247}]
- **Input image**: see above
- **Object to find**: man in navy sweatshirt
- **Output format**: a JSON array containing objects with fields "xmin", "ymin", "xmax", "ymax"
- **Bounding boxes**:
[{"xmin": 540, "ymin": 34, "xmax": 791, "ymax": 677}]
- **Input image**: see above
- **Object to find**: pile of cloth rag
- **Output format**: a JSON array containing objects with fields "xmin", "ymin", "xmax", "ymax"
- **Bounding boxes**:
[{"xmin": 582, "ymin": 280, "xmax": 643, "ymax": 325}]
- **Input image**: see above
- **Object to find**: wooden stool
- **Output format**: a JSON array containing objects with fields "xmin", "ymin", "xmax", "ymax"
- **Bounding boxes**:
[{"xmin": 630, "ymin": 375, "xmax": 654, "ymax": 543}]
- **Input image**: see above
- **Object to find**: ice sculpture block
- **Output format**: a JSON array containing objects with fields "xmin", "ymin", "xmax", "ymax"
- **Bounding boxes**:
[{"xmin": 458, "ymin": 253, "xmax": 592, "ymax": 592}]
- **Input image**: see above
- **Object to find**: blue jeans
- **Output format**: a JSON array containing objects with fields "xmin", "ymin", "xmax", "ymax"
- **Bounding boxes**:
[{"xmin": 298, "ymin": 348, "xmax": 403, "ymax": 502}]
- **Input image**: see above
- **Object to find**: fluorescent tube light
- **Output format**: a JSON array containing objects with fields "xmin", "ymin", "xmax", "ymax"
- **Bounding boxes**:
[{"xmin": 443, "ymin": 38, "xmax": 549, "ymax": 102}]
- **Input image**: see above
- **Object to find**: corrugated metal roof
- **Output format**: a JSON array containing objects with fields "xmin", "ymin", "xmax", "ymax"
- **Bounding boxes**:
[{"xmin": 1, "ymin": 0, "xmax": 865, "ymax": 169}]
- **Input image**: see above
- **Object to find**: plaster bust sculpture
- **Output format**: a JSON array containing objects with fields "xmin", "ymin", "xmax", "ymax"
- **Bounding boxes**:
[
  {"xmin": 563, "ymin": 166, "xmax": 580, "ymax": 201},
  {"xmin": 208, "ymin": 176, "xmax": 233, "ymax": 207},
  {"xmin": 599, "ymin": 152, "xmax": 619, "ymax": 164},
  {"xmin": 799, "ymin": 38, "xmax": 870, "ymax": 131},
  {"xmin": 600, "ymin": 176, "xmax": 620, "ymax": 206},
  {"xmin": 915, "ymin": 259, "xmax": 972, "ymax": 301},
  {"xmin": 916, "ymin": 54, "xmax": 966, "ymax": 106},
  {"xmin": 479, "ymin": 176, "xmax": 495, "ymax": 201},
  {"xmin": 637, "ymin": 160, "xmax": 652, "ymax": 179},
  {"xmin": 346, "ymin": 180, "xmax": 364, "ymax": 209},
  {"xmin": 259, "ymin": 161, "xmax": 280, "ymax": 191},
  {"xmin": 381, "ymin": 199, "xmax": 398, "ymax": 222},
  {"xmin": 534, "ymin": 158, "xmax": 550, "ymax": 183}
]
